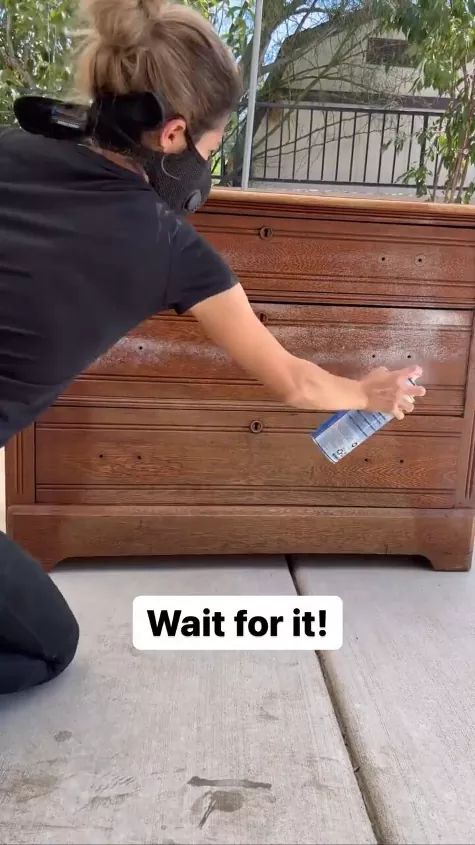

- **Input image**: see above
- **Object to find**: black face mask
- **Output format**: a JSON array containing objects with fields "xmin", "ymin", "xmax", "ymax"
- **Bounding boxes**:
[
  {"xmin": 14, "ymin": 93, "xmax": 213, "ymax": 215},
  {"xmin": 144, "ymin": 138, "xmax": 212, "ymax": 215}
]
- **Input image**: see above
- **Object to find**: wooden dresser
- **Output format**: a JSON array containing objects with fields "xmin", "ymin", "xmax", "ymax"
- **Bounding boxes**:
[{"xmin": 6, "ymin": 189, "xmax": 475, "ymax": 570}]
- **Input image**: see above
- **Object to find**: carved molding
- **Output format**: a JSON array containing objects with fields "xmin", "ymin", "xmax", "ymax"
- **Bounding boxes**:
[
  {"xmin": 36, "ymin": 421, "xmax": 461, "ymax": 436},
  {"xmin": 14, "ymin": 431, "xmax": 24, "ymax": 497},
  {"xmin": 36, "ymin": 483, "xmax": 454, "ymax": 494},
  {"xmin": 197, "ymin": 221, "xmax": 475, "ymax": 251},
  {"xmin": 203, "ymin": 188, "xmax": 475, "ymax": 227}
]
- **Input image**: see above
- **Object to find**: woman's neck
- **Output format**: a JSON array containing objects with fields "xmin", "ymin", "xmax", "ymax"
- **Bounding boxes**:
[{"xmin": 87, "ymin": 142, "xmax": 148, "ymax": 181}]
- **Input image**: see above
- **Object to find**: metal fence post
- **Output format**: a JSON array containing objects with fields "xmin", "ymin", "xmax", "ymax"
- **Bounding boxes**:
[{"xmin": 241, "ymin": 0, "xmax": 264, "ymax": 189}]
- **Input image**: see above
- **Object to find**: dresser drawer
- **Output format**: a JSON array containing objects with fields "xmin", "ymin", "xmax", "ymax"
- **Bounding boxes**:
[
  {"xmin": 36, "ymin": 406, "xmax": 461, "ymax": 509},
  {"xmin": 63, "ymin": 304, "xmax": 471, "ymax": 416},
  {"xmin": 194, "ymin": 213, "xmax": 475, "ymax": 307}
]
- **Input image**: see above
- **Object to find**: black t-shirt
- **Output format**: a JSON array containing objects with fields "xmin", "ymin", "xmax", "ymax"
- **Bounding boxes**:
[{"xmin": 0, "ymin": 128, "xmax": 235, "ymax": 446}]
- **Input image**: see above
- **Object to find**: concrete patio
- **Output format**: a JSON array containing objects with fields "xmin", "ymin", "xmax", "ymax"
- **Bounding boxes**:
[{"xmin": 0, "ymin": 450, "xmax": 474, "ymax": 844}]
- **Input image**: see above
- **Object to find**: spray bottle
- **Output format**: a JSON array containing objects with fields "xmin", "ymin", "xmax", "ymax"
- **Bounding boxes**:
[{"xmin": 311, "ymin": 380, "xmax": 417, "ymax": 464}]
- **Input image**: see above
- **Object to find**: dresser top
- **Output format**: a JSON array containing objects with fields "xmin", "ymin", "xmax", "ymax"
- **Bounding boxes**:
[{"xmin": 206, "ymin": 187, "xmax": 475, "ymax": 226}]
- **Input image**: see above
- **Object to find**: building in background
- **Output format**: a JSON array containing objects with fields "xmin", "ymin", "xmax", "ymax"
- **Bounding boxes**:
[{"xmin": 250, "ymin": 20, "xmax": 475, "ymax": 197}]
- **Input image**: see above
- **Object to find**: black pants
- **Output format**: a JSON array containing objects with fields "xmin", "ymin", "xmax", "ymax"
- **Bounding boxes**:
[{"xmin": 0, "ymin": 531, "xmax": 79, "ymax": 694}]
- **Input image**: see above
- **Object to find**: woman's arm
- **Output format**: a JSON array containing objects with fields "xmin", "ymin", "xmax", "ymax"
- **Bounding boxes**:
[{"xmin": 191, "ymin": 283, "xmax": 425, "ymax": 418}]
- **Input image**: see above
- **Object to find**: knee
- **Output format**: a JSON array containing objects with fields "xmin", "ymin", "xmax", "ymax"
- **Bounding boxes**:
[
  {"xmin": 0, "ymin": 607, "xmax": 80, "ymax": 695},
  {"xmin": 52, "ymin": 607, "xmax": 80, "ymax": 677}
]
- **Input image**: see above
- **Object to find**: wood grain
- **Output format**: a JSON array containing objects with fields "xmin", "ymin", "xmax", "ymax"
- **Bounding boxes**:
[
  {"xmin": 58, "ymin": 302, "xmax": 470, "ymax": 414},
  {"xmin": 5, "ymin": 425, "xmax": 35, "ymax": 506},
  {"xmin": 6, "ymin": 189, "xmax": 475, "ymax": 570},
  {"xmin": 197, "ymin": 216, "xmax": 474, "ymax": 286},
  {"xmin": 7, "ymin": 505, "xmax": 474, "ymax": 571},
  {"xmin": 65, "ymin": 305, "xmax": 470, "ymax": 414},
  {"xmin": 207, "ymin": 187, "xmax": 475, "ymax": 224},
  {"xmin": 34, "ymin": 412, "xmax": 459, "ymax": 494}
]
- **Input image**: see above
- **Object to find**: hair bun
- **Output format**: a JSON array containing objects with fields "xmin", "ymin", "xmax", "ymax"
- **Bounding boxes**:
[
  {"xmin": 75, "ymin": 0, "xmax": 241, "ymax": 132},
  {"xmin": 81, "ymin": 0, "xmax": 164, "ymax": 50}
]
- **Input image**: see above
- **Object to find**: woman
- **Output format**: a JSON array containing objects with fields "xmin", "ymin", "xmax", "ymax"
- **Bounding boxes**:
[{"xmin": 0, "ymin": 0, "xmax": 424, "ymax": 695}]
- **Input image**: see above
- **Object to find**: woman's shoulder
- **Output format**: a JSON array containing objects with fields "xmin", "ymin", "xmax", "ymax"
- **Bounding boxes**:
[{"xmin": 0, "ymin": 128, "xmax": 149, "ymax": 191}]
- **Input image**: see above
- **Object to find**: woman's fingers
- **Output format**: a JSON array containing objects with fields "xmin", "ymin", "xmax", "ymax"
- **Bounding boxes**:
[
  {"xmin": 399, "ymin": 395, "xmax": 415, "ymax": 413},
  {"xmin": 398, "ymin": 365, "xmax": 423, "ymax": 382},
  {"xmin": 397, "ymin": 376, "xmax": 426, "ymax": 398}
]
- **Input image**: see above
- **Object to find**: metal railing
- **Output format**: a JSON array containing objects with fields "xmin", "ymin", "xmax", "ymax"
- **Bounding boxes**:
[
  {"xmin": 4, "ymin": 101, "xmax": 466, "ymax": 194},
  {"xmin": 247, "ymin": 101, "xmax": 446, "ymax": 190}
]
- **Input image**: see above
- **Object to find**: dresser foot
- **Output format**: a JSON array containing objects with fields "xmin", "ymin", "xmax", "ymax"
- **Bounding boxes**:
[
  {"xmin": 425, "ymin": 549, "xmax": 473, "ymax": 572},
  {"xmin": 42, "ymin": 558, "xmax": 59, "ymax": 572},
  {"xmin": 418, "ymin": 513, "xmax": 474, "ymax": 571}
]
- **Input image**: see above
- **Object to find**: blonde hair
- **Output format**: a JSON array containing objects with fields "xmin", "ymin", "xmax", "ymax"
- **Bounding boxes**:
[{"xmin": 75, "ymin": 0, "xmax": 242, "ymax": 137}]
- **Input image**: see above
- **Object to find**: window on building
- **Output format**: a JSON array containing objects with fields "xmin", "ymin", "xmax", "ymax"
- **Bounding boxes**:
[{"xmin": 366, "ymin": 37, "xmax": 415, "ymax": 67}]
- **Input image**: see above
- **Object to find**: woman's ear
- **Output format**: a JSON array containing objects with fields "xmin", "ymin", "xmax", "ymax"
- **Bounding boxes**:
[{"xmin": 144, "ymin": 118, "xmax": 187, "ymax": 153}]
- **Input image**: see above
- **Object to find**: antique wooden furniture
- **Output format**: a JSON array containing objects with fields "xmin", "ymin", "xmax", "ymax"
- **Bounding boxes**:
[{"xmin": 6, "ymin": 189, "xmax": 475, "ymax": 570}]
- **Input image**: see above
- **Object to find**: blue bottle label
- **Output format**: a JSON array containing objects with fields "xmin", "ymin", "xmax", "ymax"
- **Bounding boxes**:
[
  {"xmin": 310, "ymin": 378, "xmax": 416, "ymax": 463},
  {"xmin": 311, "ymin": 410, "xmax": 392, "ymax": 463}
]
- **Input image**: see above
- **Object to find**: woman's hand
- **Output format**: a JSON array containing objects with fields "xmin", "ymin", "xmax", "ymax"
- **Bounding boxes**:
[
  {"xmin": 359, "ymin": 366, "xmax": 425, "ymax": 420},
  {"xmin": 191, "ymin": 284, "xmax": 426, "ymax": 414}
]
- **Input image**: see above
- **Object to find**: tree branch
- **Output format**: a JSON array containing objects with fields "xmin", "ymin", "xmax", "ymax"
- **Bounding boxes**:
[{"xmin": 2, "ymin": 9, "xmax": 35, "ymax": 88}]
